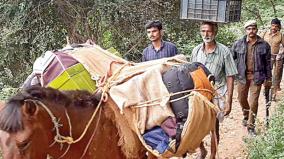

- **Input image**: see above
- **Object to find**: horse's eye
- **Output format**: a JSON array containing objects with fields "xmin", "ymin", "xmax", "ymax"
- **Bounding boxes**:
[{"xmin": 17, "ymin": 140, "xmax": 31, "ymax": 151}]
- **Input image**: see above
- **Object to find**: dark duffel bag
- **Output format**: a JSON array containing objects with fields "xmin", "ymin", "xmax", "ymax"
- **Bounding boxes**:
[{"xmin": 162, "ymin": 62, "xmax": 214, "ymax": 149}]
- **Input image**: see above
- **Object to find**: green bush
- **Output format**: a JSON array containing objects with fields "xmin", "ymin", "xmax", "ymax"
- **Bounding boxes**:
[
  {"xmin": 0, "ymin": 87, "xmax": 19, "ymax": 101},
  {"xmin": 216, "ymin": 25, "xmax": 240, "ymax": 47},
  {"xmin": 246, "ymin": 102, "xmax": 284, "ymax": 159}
]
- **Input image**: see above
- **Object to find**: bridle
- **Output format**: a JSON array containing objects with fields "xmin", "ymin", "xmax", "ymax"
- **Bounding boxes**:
[{"xmin": 24, "ymin": 98, "xmax": 103, "ymax": 159}]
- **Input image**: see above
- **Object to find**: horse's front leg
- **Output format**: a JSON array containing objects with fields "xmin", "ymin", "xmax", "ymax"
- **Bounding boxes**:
[
  {"xmin": 210, "ymin": 130, "xmax": 217, "ymax": 159},
  {"xmin": 196, "ymin": 141, "xmax": 208, "ymax": 159}
]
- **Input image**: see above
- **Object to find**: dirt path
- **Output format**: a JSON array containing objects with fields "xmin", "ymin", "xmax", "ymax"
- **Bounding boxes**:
[{"xmin": 193, "ymin": 82, "xmax": 284, "ymax": 159}]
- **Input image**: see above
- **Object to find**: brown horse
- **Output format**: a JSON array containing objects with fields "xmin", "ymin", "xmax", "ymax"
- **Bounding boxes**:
[
  {"xmin": 0, "ymin": 86, "xmax": 146, "ymax": 159},
  {"xmin": 0, "ymin": 86, "xmax": 217, "ymax": 159}
]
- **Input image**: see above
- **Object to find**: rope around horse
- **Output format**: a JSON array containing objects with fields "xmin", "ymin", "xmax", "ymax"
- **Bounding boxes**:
[
  {"xmin": 97, "ymin": 59, "xmax": 222, "ymax": 111},
  {"xmin": 30, "ymin": 95, "xmax": 104, "ymax": 145},
  {"xmin": 25, "ymin": 60, "xmax": 222, "ymax": 154},
  {"xmin": 133, "ymin": 88, "xmax": 216, "ymax": 108}
]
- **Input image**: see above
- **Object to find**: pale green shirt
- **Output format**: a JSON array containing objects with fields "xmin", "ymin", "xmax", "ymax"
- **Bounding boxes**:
[{"xmin": 191, "ymin": 42, "xmax": 238, "ymax": 89}]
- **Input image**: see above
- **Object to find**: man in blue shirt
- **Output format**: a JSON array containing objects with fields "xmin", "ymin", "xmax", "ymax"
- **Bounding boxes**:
[{"xmin": 142, "ymin": 20, "xmax": 178, "ymax": 62}]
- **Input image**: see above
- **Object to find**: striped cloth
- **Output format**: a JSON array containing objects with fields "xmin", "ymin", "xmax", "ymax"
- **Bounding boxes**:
[
  {"xmin": 142, "ymin": 41, "xmax": 178, "ymax": 62},
  {"xmin": 191, "ymin": 42, "xmax": 238, "ymax": 88}
]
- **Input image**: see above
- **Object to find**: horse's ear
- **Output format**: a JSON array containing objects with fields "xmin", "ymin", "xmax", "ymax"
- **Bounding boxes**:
[{"xmin": 22, "ymin": 100, "xmax": 38, "ymax": 117}]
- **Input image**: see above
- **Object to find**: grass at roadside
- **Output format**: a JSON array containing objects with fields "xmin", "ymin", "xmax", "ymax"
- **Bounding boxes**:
[{"xmin": 246, "ymin": 101, "xmax": 284, "ymax": 159}]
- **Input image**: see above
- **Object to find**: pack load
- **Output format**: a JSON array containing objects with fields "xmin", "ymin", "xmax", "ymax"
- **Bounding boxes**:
[
  {"xmin": 101, "ymin": 56, "xmax": 219, "ymax": 157},
  {"xmin": 25, "ymin": 44, "xmax": 126, "ymax": 93},
  {"xmin": 140, "ymin": 91, "xmax": 218, "ymax": 157},
  {"xmin": 30, "ymin": 49, "xmax": 96, "ymax": 92},
  {"xmin": 24, "ymin": 43, "xmax": 219, "ymax": 158},
  {"xmin": 162, "ymin": 62, "xmax": 215, "ymax": 148}
]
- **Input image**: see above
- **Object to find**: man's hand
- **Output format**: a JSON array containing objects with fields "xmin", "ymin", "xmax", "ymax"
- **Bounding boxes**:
[{"xmin": 223, "ymin": 102, "xmax": 232, "ymax": 116}]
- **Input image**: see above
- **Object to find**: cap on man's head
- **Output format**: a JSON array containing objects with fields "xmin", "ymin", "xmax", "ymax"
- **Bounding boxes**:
[
  {"xmin": 271, "ymin": 18, "xmax": 281, "ymax": 26},
  {"xmin": 244, "ymin": 20, "xmax": 257, "ymax": 29}
]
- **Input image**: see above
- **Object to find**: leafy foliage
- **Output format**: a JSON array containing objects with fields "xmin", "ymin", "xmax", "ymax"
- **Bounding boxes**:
[
  {"xmin": 246, "ymin": 102, "xmax": 284, "ymax": 159},
  {"xmin": 0, "ymin": 1, "xmax": 66, "ymax": 87},
  {"xmin": 0, "ymin": 87, "xmax": 19, "ymax": 101},
  {"xmin": 242, "ymin": 0, "xmax": 284, "ymax": 28},
  {"xmin": 0, "ymin": 0, "xmax": 281, "ymax": 88},
  {"xmin": 0, "ymin": 0, "xmax": 200, "ymax": 88}
]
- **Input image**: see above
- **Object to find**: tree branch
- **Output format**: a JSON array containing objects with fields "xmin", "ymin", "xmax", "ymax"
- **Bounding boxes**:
[
  {"xmin": 269, "ymin": 0, "xmax": 277, "ymax": 17},
  {"xmin": 243, "ymin": 6, "xmax": 264, "ymax": 26}
]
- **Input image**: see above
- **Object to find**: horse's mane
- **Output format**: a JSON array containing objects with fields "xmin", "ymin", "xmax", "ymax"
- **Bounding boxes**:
[{"xmin": 0, "ymin": 86, "xmax": 100, "ymax": 133}]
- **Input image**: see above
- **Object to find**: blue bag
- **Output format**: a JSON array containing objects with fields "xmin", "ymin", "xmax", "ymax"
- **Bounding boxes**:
[{"xmin": 143, "ymin": 126, "xmax": 170, "ymax": 154}]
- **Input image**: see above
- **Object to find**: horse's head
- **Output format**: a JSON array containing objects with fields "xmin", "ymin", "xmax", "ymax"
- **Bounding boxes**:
[
  {"xmin": 0, "ymin": 86, "xmax": 64, "ymax": 158},
  {"xmin": 0, "ymin": 86, "xmax": 101, "ymax": 159}
]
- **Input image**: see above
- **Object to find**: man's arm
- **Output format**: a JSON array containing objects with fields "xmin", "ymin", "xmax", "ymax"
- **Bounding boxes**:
[
  {"xmin": 173, "ymin": 46, "xmax": 178, "ymax": 55},
  {"xmin": 266, "ymin": 44, "xmax": 272, "ymax": 79},
  {"xmin": 223, "ymin": 46, "xmax": 238, "ymax": 116},
  {"xmin": 263, "ymin": 43, "xmax": 272, "ymax": 88},
  {"xmin": 189, "ymin": 45, "xmax": 201, "ymax": 62},
  {"xmin": 141, "ymin": 48, "xmax": 147, "ymax": 62},
  {"xmin": 231, "ymin": 42, "xmax": 237, "ymax": 60},
  {"xmin": 224, "ymin": 76, "xmax": 234, "ymax": 116},
  {"xmin": 169, "ymin": 42, "xmax": 178, "ymax": 56},
  {"xmin": 281, "ymin": 33, "xmax": 284, "ymax": 47}
]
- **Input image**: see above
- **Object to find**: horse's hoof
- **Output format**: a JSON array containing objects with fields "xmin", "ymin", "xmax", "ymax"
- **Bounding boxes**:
[
  {"xmin": 196, "ymin": 151, "xmax": 207, "ymax": 159},
  {"xmin": 209, "ymin": 156, "xmax": 216, "ymax": 159}
]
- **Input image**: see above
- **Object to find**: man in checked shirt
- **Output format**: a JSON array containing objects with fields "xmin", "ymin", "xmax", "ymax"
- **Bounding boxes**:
[
  {"xmin": 142, "ymin": 20, "xmax": 178, "ymax": 62},
  {"xmin": 191, "ymin": 21, "xmax": 238, "ymax": 159}
]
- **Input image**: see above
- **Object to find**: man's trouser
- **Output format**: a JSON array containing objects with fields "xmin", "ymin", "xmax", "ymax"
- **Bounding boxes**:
[
  {"xmin": 271, "ymin": 54, "xmax": 283, "ymax": 91},
  {"xmin": 237, "ymin": 80, "xmax": 262, "ymax": 129}
]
